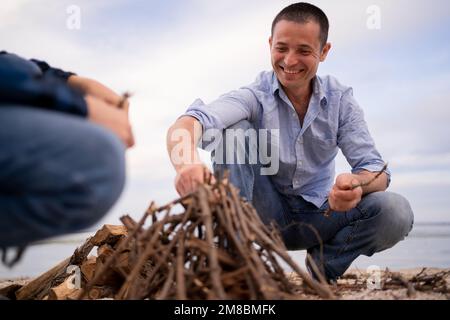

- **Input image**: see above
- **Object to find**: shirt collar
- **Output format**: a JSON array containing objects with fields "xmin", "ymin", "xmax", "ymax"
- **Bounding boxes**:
[
  {"xmin": 271, "ymin": 71, "xmax": 328, "ymax": 106},
  {"xmin": 312, "ymin": 76, "xmax": 328, "ymax": 107},
  {"xmin": 271, "ymin": 71, "xmax": 281, "ymax": 95}
]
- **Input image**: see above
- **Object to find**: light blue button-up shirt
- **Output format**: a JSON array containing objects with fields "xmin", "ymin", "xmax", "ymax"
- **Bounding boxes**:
[{"xmin": 184, "ymin": 71, "xmax": 389, "ymax": 208}]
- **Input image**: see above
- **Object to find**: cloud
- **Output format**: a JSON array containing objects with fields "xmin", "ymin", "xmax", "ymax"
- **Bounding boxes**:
[
  {"xmin": 391, "ymin": 153, "xmax": 450, "ymax": 170},
  {"xmin": 391, "ymin": 170, "xmax": 450, "ymax": 188}
]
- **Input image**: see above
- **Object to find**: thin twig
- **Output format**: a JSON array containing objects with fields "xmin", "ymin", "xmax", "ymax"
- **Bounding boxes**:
[{"xmin": 324, "ymin": 163, "xmax": 388, "ymax": 217}]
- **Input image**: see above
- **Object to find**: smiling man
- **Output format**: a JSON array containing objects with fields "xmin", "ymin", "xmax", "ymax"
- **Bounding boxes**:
[{"xmin": 167, "ymin": 2, "xmax": 414, "ymax": 282}]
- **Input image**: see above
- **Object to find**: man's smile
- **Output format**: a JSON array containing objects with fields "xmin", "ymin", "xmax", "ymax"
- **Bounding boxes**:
[{"xmin": 280, "ymin": 66, "xmax": 305, "ymax": 74}]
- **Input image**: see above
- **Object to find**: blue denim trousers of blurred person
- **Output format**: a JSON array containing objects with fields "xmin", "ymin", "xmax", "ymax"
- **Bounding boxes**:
[
  {"xmin": 213, "ymin": 120, "xmax": 414, "ymax": 281},
  {"xmin": 0, "ymin": 106, "xmax": 126, "ymax": 248}
]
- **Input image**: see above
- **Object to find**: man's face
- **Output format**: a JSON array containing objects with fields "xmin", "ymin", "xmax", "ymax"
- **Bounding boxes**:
[{"xmin": 269, "ymin": 20, "xmax": 331, "ymax": 92}]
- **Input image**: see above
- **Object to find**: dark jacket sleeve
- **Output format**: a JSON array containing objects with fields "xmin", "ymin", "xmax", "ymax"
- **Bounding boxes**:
[
  {"xmin": 0, "ymin": 51, "xmax": 88, "ymax": 117},
  {"xmin": 30, "ymin": 58, "xmax": 76, "ymax": 81}
]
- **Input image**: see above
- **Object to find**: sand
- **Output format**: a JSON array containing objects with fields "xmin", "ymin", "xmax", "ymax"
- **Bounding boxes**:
[{"xmin": 1, "ymin": 267, "xmax": 448, "ymax": 300}]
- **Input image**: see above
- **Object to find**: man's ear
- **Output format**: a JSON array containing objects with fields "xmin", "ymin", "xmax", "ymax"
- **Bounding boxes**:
[
  {"xmin": 269, "ymin": 36, "xmax": 273, "ymax": 48},
  {"xmin": 319, "ymin": 42, "xmax": 332, "ymax": 62}
]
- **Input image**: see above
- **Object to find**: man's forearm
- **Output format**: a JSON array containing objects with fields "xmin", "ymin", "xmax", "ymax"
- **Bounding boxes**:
[
  {"xmin": 68, "ymin": 75, "xmax": 122, "ymax": 107},
  {"xmin": 166, "ymin": 116, "xmax": 203, "ymax": 172}
]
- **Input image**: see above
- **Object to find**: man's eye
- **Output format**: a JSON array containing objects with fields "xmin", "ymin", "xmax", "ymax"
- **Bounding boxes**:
[
  {"xmin": 300, "ymin": 50, "xmax": 311, "ymax": 55},
  {"xmin": 276, "ymin": 47, "xmax": 287, "ymax": 52}
]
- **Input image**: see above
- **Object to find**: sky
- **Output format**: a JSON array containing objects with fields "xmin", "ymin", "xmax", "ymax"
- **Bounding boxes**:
[{"xmin": 1, "ymin": 0, "xmax": 450, "ymax": 226}]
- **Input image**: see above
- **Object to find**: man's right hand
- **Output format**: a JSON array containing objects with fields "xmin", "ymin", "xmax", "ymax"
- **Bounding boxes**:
[
  {"xmin": 85, "ymin": 95, "xmax": 135, "ymax": 148},
  {"xmin": 175, "ymin": 164, "xmax": 215, "ymax": 196}
]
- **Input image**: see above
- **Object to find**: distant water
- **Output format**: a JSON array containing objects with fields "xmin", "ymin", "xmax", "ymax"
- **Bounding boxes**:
[{"xmin": 1, "ymin": 222, "xmax": 449, "ymax": 279}]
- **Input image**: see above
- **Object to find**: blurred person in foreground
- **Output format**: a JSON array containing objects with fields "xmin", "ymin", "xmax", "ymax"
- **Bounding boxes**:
[{"xmin": 0, "ymin": 51, "xmax": 134, "ymax": 263}]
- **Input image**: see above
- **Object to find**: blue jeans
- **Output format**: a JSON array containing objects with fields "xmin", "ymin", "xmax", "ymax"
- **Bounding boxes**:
[
  {"xmin": 213, "ymin": 120, "xmax": 414, "ymax": 280},
  {"xmin": 0, "ymin": 106, "xmax": 126, "ymax": 248}
]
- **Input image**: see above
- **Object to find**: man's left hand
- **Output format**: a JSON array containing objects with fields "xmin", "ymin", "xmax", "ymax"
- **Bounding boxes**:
[{"xmin": 328, "ymin": 173, "xmax": 363, "ymax": 212}]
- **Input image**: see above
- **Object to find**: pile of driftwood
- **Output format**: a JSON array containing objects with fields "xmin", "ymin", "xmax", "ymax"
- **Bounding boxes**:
[{"xmin": 4, "ymin": 179, "xmax": 334, "ymax": 300}]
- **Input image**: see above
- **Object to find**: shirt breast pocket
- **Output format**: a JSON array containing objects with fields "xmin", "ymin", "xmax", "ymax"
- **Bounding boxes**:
[
  {"xmin": 307, "ymin": 133, "xmax": 338, "ymax": 161},
  {"xmin": 310, "ymin": 132, "xmax": 337, "ymax": 147}
]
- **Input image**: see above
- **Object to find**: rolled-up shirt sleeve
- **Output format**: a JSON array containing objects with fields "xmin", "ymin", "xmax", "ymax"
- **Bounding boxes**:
[
  {"xmin": 182, "ymin": 88, "xmax": 259, "ymax": 131},
  {"xmin": 337, "ymin": 88, "xmax": 391, "ymax": 186}
]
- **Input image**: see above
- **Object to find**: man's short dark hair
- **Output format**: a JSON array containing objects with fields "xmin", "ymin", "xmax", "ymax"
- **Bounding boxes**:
[{"xmin": 271, "ymin": 2, "xmax": 329, "ymax": 48}]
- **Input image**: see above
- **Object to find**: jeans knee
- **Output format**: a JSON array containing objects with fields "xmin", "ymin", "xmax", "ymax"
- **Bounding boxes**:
[
  {"xmin": 97, "ymin": 129, "xmax": 126, "ymax": 194},
  {"xmin": 392, "ymin": 193, "xmax": 414, "ymax": 236},
  {"xmin": 362, "ymin": 192, "xmax": 414, "ymax": 251},
  {"xmin": 378, "ymin": 192, "xmax": 414, "ymax": 235},
  {"xmin": 85, "ymin": 130, "xmax": 125, "ymax": 223},
  {"xmin": 61, "ymin": 128, "xmax": 126, "ymax": 228}
]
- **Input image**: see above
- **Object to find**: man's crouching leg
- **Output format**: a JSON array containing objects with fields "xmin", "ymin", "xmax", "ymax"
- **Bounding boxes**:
[
  {"xmin": 307, "ymin": 191, "xmax": 414, "ymax": 281},
  {"xmin": 0, "ymin": 106, "xmax": 125, "ymax": 248}
]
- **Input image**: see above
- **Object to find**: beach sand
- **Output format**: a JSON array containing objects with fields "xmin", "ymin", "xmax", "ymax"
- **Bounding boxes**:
[
  {"xmin": 1, "ymin": 267, "xmax": 448, "ymax": 300},
  {"xmin": 289, "ymin": 267, "xmax": 450, "ymax": 300}
]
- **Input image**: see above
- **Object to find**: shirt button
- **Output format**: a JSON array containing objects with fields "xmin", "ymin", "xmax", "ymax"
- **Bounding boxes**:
[{"xmin": 298, "ymin": 161, "xmax": 303, "ymax": 166}]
